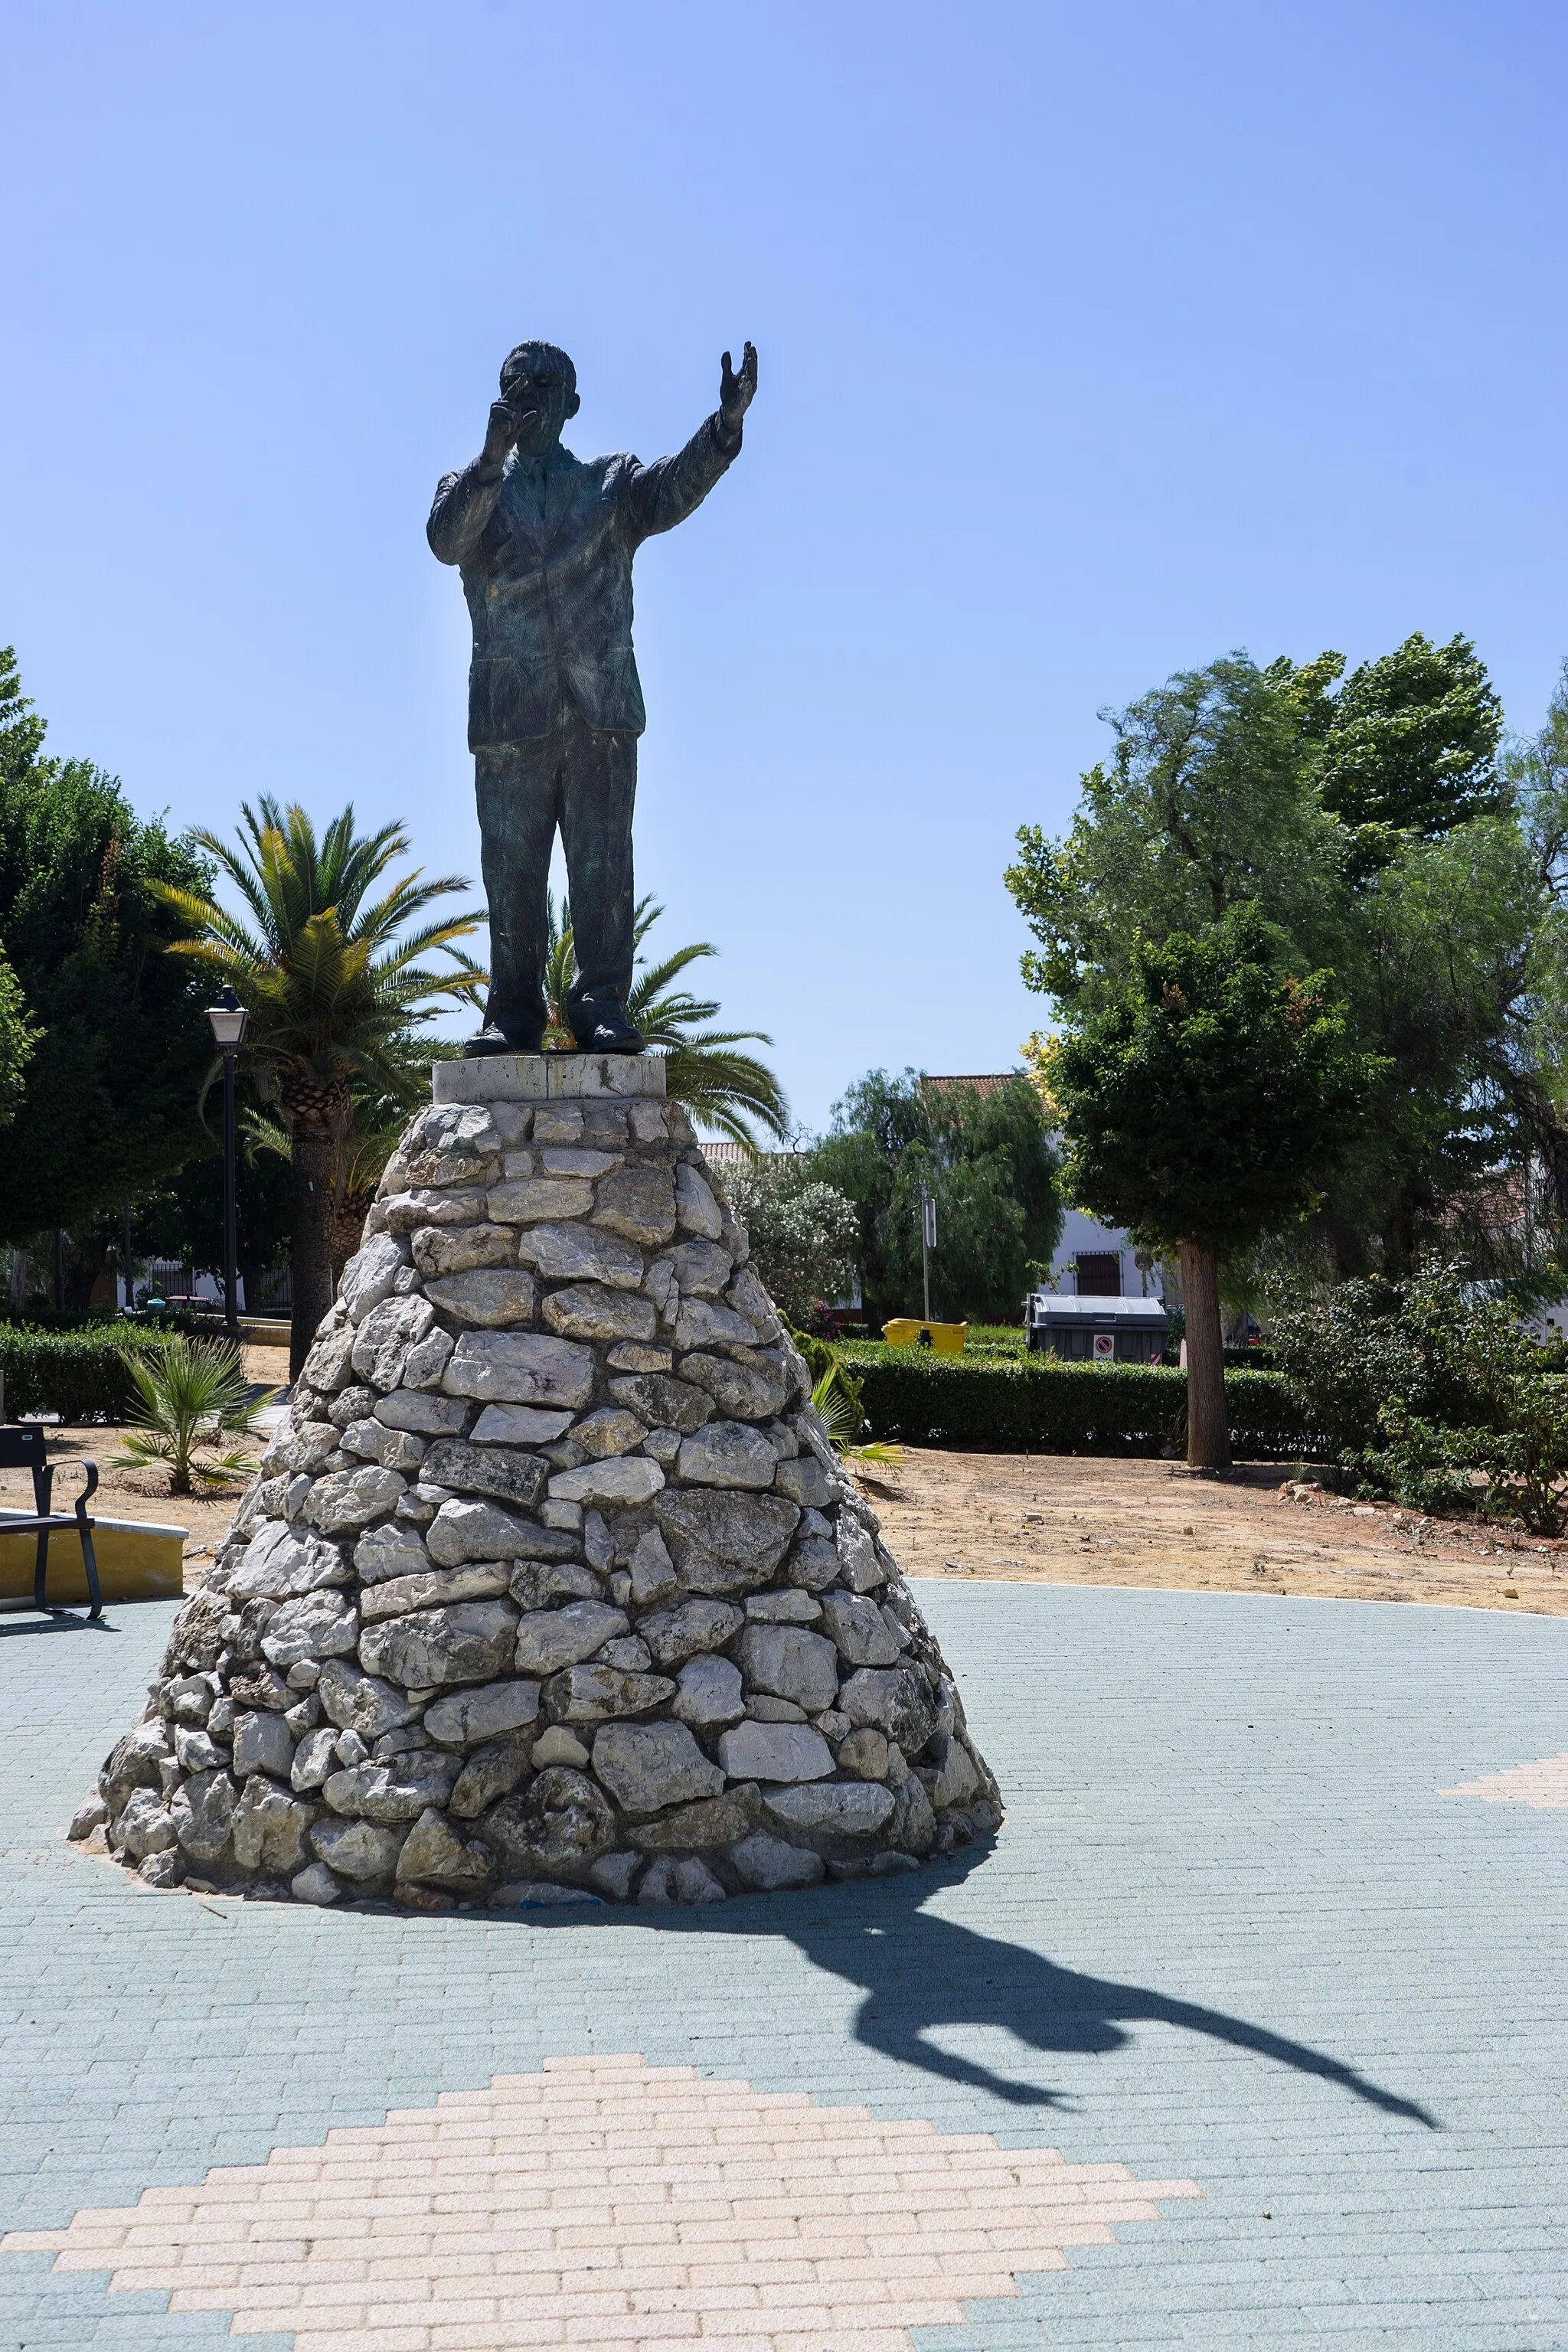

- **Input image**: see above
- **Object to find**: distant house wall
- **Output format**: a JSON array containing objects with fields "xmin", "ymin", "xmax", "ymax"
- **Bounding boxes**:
[{"xmin": 1044, "ymin": 1207, "xmax": 1165, "ymax": 1302}]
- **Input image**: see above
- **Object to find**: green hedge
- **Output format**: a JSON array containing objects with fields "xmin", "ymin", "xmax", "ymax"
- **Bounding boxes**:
[
  {"xmin": 0, "ymin": 1325, "xmax": 150, "ymax": 1422},
  {"xmin": 838, "ymin": 1345, "xmax": 1318, "ymax": 1457}
]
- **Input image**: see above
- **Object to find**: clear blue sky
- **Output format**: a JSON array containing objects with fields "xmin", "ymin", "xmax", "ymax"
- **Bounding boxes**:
[{"xmin": 5, "ymin": 2, "xmax": 1564, "ymax": 1135}]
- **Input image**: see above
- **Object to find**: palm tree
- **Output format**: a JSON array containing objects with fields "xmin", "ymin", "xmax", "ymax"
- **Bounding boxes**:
[
  {"xmin": 544, "ymin": 895, "xmax": 789, "ymax": 1146},
  {"xmin": 152, "ymin": 800, "xmax": 482, "ymax": 1375},
  {"xmin": 113, "ymin": 1332, "xmax": 277, "ymax": 1495}
]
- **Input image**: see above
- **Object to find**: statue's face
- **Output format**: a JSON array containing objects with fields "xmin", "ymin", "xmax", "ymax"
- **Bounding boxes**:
[{"xmin": 500, "ymin": 349, "xmax": 580, "ymax": 454}]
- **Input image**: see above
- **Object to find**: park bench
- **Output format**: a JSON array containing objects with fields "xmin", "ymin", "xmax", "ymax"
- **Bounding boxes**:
[{"xmin": 0, "ymin": 1426, "xmax": 103, "ymax": 1622}]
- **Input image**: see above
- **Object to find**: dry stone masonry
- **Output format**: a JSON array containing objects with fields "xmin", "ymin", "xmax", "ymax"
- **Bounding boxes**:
[{"xmin": 80, "ymin": 1056, "xmax": 1001, "ymax": 1909}]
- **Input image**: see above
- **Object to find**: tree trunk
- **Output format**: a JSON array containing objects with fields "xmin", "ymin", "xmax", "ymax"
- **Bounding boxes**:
[
  {"xmin": 1179, "ymin": 1240, "xmax": 1230, "ymax": 1469},
  {"xmin": 289, "ymin": 1124, "xmax": 338, "ymax": 1380}
]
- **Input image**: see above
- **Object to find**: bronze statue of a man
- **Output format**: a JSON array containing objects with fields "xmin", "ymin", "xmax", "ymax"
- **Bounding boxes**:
[{"xmin": 428, "ymin": 338, "xmax": 757, "ymax": 1054}]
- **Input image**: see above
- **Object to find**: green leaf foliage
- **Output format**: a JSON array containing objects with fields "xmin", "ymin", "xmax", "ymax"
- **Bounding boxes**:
[
  {"xmin": 0, "ymin": 648, "xmax": 216, "ymax": 1239},
  {"xmin": 1044, "ymin": 904, "xmax": 1381, "ymax": 1260},
  {"xmin": 836, "ymin": 1344, "xmax": 1312, "ymax": 1457},
  {"xmin": 1287, "ymin": 632, "xmax": 1501, "ymax": 841},
  {"xmin": 808, "ymin": 1070, "xmax": 1061, "ymax": 1327}
]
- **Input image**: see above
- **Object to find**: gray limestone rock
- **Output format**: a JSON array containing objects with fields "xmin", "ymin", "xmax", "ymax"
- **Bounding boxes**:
[
  {"xmin": 717, "ymin": 1720, "xmax": 835, "ymax": 1784},
  {"xmin": 304, "ymin": 1466, "xmax": 407, "ymax": 1536},
  {"xmin": 638, "ymin": 1598, "xmax": 743, "ymax": 1669},
  {"xmin": 481, "ymin": 1766, "xmax": 615, "ymax": 1877},
  {"xmin": 488, "ymin": 1175, "xmax": 595, "ymax": 1224},
  {"xmin": 291, "ymin": 1861, "xmax": 344, "ymax": 1905},
  {"xmin": 674, "ymin": 1161, "xmax": 723, "ymax": 1240},
  {"xmin": 592, "ymin": 1163, "xmax": 676, "ymax": 1246},
  {"xmin": 411, "ymin": 1221, "xmax": 517, "ymax": 1279},
  {"xmin": 538, "ymin": 1145, "xmax": 620, "ymax": 1177},
  {"xmin": 571, "ymin": 1407, "xmax": 646, "ymax": 1459},
  {"xmin": 542, "ymin": 1283, "xmax": 657, "ymax": 1344},
  {"xmin": 590, "ymin": 1720, "xmax": 723, "ymax": 1814},
  {"xmin": 114, "ymin": 1788, "xmax": 178, "ymax": 1860},
  {"xmin": 773, "ymin": 1455, "xmax": 837, "ymax": 1509},
  {"xmin": 745, "ymin": 1589, "xmax": 820, "ymax": 1624},
  {"xmin": 628, "ymin": 1527, "xmax": 678, "ymax": 1606},
  {"xmin": 653, "ymin": 1490, "xmax": 799, "ymax": 1596},
  {"xmin": 672, "ymin": 1298, "xmax": 759, "ymax": 1352},
  {"xmin": 354, "ymin": 1523, "xmax": 435, "ymax": 1585},
  {"xmin": 786, "ymin": 1535, "xmax": 839, "ymax": 1593},
  {"xmin": 311, "ymin": 1817, "xmax": 405, "ymax": 1880},
  {"xmin": 676, "ymin": 1421, "xmax": 779, "ymax": 1490},
  {"xmin": 543, "ymin": 1664, "xmax": 676, "ymax": 1723},
  {"xmin": 837, "ymin": 1666, "xmax": 939, "ymax": 1752},
  {"xmin": 374, "ymin": 1383, "xmax": 472, "ymax": 1439},
  {"xmin": 400, "ymin": 1328, "xmax": 457, "ymax": 1390},
  {"xmin": 395, "ymin": 1805, "xmax": 495, "ymax": 1888},
  {"xmin": 231, "ymin": 1778, "xmax": 314, "ymax": 1874},
  {"xmin": 360, "ymin": 1601, "xmax": 520, "ymax": 1689},
  {"xmin": 666, "ymin": 1239, "xmax": 732, "ymax": 1297},
  {"xmin": 671, "ymin": 1655, "xmax": 744, "ymax": 1727},
  {"xmin": 730, "ymin": 1830, "xmax": 826, "ymax": 1890},
  {"xmin": 341, "ymin": 1232, "xmax": 413, "ymax": 1324},
  {"xmin": 513, "ymin": 1599, "xmax": 629, "ymax": 1675},
  {"xmin": 301, "ymin": 1315, "xmax": 358, "ymax": 1394},
  {"xmin": 421, "ymin": 1439, "xmax": 547, "ymax": 1511},
  {"xmin": 341, "ymin": 1419, "xmax": 427, "ymax": 1473},
  {"xmin": 319, "ymin": 1664, "xmax": 423, "ymax": 1740},
  {"xmin": 441, "ymin": 1329, "xmax": 595, "ymax": 1408},
  {"xmin": 260, "ymin": 1590, "xmax": 359, "ymax": 1668},
  {"xmin": 517, "ymin": 1220, "xmax": 645, "ymax": 1292},
  {"xmin": 424, "ymin": 1679, "xmax": 542, "ymax": 1747},
  {"xmin": 607, "ymin": 1373, "xmax": 714, "ymax": 1433},
  {"xmin": 322, "ymin": 1753, "xmax": 459, "ymax": 1823},
  {"xmin": 920, "ymin": 1731, "xmax": 983, "ymax": 1810},
  {"xmin": 760, "ymin": 1781, "xmax": 897, "ymax": 1851},
  {"xmin": 168, "ymin": 1769, "xmax": 238, "ymax": 1864},
  {"xmin": 547, "ymin": 1456, "xmax": 664, "ymax": 1508},
  {"xmin": 231, "ymin": 1711, "xmax": 296, "ymax": 1780},
  {"xmin": 629, "ymin": 1783, "xmax": 760, "ymax": 1852},
  {"xmin": 449, "ymin": 1735, "xmax": 532, "ymax": 1818},
  {"xmin": 735, "ymin": 1624, "xmax": 840, "ymax": 1712},
  {"xmin": 227, "ymin": 1523, "xmax": 351, "ymax": 1602},
  {"xmin": 68, "ymin": 1792, "xmax": 109, "ymax": 1840},
  {"xmin": 887, "ymin": 1769, "xmax": 936, "ymax": 1855},
  {"xmin": 835, "ymin": 1511, "xmax": 885, "ymax": 1594},
  {"xmin": 351, "ymin": 1295, "xmax": 437, "ymax": 1389},
  {"xmin": 639, "ymin": 1856, "xmax": 727, "ymax": 1905},
  {"xmin": 836, "ymin": 1728, "xmax": 890, "ymax": 1781},
  {"xmin": 381, "ymin": 1185, "xmax": 488, "ymax": 1231},
  {"xmin": 586, "ymin": 1851, "xmax": 641, "ymax": 1900},
  {"xmin": 820, "ymin": 1591, "xmax": 903, "ymax": 1668},
  {"xmin": 423, "ymin": 1268, "xmax": 539, "ymax": 1327},
  {"xmin": 290, "ymin": 1725, "xmax": 341, "ymax": 1793},
  {"xmin": 427, "ymin": 1497, "xmax": 577, "ymax": 1566},
  {"xmin": 677, "ymin": 1349, "xmax": 792, "ymax": 1422},
  {"xmin": 726, "ymin": 1263, "xmax": 782, "ymax": 1340},
  {"xmin": 359, "ymin": 1565, "xmax": 511, "ymax": 1622},
  {"xmin": 470, "ymin": 1403, "xmax": 576, "ymax": 1445},
  {"xmin": 508, "ymin": 1559, "xmax": 602, "ymax": 1610}
]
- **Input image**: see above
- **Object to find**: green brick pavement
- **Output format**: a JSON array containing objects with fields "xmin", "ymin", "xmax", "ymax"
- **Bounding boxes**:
[{"xmin": 2, "ymin": 1576, "xmax": 1564, "ymax": 2349}]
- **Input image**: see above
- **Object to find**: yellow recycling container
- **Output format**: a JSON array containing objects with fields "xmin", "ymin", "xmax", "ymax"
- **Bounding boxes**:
[{"xmin": 881, "ymin": 1318, "xmax": 968, "ymax": 1355}]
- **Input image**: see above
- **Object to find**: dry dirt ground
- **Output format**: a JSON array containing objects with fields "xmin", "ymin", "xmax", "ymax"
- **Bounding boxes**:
[
  {"xmin": 0, "ymin": 1344, "xmax": 292, "ymax": 1579},
  {"xmin": 866, "ymin": 1446, "xmax": 1568, "ymax": 1618},
  {"xmin": 8, "ymin": 1348, "xmax": 1566, "ymax": 1615}
]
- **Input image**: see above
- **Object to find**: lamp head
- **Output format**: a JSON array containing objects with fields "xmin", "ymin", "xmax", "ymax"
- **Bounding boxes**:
[{"xmin": 207, "ymin": 985, "xmax": 249, "ymax": 1050}]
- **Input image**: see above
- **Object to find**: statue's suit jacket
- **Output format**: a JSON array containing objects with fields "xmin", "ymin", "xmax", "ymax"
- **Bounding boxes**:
[{"xmin": 427, "ymin": 414, "xmax": 740, "ymax": 750}]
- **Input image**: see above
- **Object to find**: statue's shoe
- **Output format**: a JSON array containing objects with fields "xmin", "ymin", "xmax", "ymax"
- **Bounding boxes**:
[
  {"xmin": 568, "ymin": 998, "xmax": 645, "ymax": 1054},
  {"xmin": 463, "ymin": 1024, "xmax": 544, "ymax": 1057}
]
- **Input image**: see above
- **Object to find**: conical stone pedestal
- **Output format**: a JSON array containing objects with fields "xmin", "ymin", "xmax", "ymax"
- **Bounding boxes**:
[{"xmin": 85, "ymin": 1056, "xmax": 1002, "ymax": 1909}]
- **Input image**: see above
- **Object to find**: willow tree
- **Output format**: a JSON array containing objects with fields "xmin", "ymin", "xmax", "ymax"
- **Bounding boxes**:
[{"xmin": 153, "ymin": 799, "xmax": 481, "ymax": 1374}]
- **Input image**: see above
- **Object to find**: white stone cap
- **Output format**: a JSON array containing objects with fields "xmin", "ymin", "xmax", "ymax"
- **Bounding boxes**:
[{"xmin": 433, "ymin": 1052, "xmax": 667, "ymax": 1104}]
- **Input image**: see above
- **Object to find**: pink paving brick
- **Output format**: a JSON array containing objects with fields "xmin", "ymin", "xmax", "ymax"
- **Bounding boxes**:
[
  {"xmin": 1441, "ymin": 1749, "xmax": 1568, "ymax": 1807},
  {"xmin": 6, "ymin": 2051, "xmax": 1199, "ymax": 2350}
]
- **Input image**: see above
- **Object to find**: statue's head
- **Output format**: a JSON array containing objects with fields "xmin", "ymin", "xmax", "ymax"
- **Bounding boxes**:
[{"xmin": 498, "ymin": 341, "xmax": 580, "ymax": 453}]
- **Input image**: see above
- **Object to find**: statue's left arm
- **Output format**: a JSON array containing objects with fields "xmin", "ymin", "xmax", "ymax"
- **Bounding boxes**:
[{"xmin": 624, "ymin": 343, "xmax": 756, "ymax": 541}]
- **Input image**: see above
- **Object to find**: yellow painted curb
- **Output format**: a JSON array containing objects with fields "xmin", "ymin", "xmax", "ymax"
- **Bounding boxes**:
[{"xmin": 0, "ymin": 1513, "xmax": 188, "ymax": 1603}]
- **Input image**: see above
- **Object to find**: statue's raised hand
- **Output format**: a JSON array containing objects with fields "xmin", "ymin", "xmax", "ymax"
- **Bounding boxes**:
[
  {"xmin": 482, "ymin": 397, "xmax": 534, "ymax": 468},
  {"xmin": 719, "ymin": 342, "xmax": 758, "ymax": 437}
]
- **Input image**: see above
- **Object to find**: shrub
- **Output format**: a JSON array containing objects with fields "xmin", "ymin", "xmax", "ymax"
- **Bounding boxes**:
[
  {"xmin": 838, "ymin": 1344, "xmax": 1314, "ymax": 1456},
  {"xmin": 723, "ymin": 1161, "xmax": 858, "ymax": 1329},
  {"xmin": 0, "ymin": 1323, "xmax": 151, "ymax": 1421}
]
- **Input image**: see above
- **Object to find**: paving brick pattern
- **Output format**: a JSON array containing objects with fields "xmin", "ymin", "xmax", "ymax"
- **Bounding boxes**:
[
  {"xmin": 5, "ymin": 2053, "xmax": 1199, "ymax": 2347},
  {"xmin": 1442, "ymin": 1750, "xmax": 1568, "ymax": 1808},
  {"xmin": 2, "ymin": 1580, "xmax": 1566, "ymax": 2350}
]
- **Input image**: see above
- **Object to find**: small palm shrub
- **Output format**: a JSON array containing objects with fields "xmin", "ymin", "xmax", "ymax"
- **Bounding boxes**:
[{"xmin": 113, "ymin": 1334, "xmax": 277, "ymax": 1494}]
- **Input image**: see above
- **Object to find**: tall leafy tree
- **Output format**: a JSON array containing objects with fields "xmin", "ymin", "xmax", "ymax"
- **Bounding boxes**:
[
  {"xmin": 0, "ymin": 944, "xmax": 38, "ymax": 1131},
  {"xmin": 1040, "ymin": 906, "xmax": 1380, "ymax": 1466},
  {"xmin": 809, "ymin": 1070, "xmax": 1061, "ymax": 1327},
  {"xmin": 1275, "ymin": 632, "xmax": 1501, "ymax": 841},
  {"xmin": 153, "ymin": 799, "xmax": 481, "ymax": 1374},
  {"xmin": 0, "ymin": 648, "xmax": 214, "ymax": 1240}
]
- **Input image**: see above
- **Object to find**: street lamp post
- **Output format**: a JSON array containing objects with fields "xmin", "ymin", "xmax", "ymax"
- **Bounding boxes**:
[
  {"xmin": 920, "ymin": 1191, "xmax": 936, "ymax": 1323},
  {"xmin": 206, "ymin": 987, "xmax": 250, "ymax": 1341}
]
